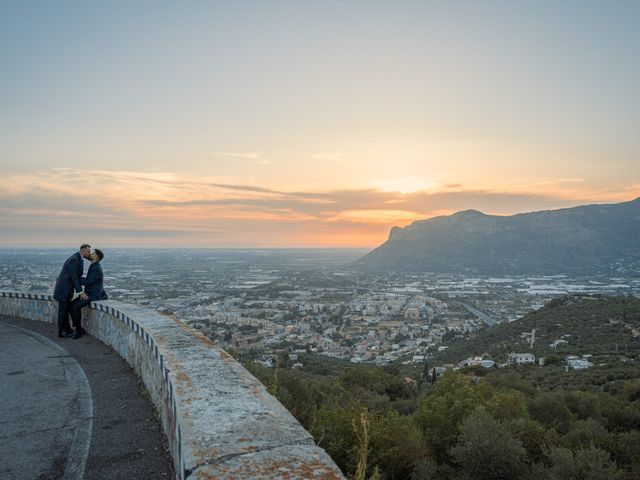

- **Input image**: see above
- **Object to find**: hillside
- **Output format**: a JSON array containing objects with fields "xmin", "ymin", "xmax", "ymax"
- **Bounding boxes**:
[
  {"xmin": 354, "ymin": 198, "xmax": 640, "ymax": 274},
  {"xmin": 431, "ymin": 295, "xmax": 640, "ymax": 369},
  {"xmin": 243, "ymin": 295, "xmax": 640, "ymax": 479}
]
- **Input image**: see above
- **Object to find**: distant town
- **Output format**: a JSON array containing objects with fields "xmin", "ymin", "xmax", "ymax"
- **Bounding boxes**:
[{"xmin": 2, "ymin": 248, "xmax": 639, "ymax": 368}]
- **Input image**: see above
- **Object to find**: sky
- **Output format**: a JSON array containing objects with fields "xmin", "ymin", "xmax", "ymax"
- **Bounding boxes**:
[{"xmin": 1, "ymin": 1, "xmax": 639, "ymax": 248}]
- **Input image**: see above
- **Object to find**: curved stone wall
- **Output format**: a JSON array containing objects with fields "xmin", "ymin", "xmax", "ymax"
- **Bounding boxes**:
[{"xmin": 0, "ymin": 292, "xmax": 344, "ymax": 480}]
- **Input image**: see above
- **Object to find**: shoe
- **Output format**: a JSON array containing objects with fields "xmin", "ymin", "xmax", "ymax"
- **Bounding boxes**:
[
  {"xmin": 73, "ymin": 331, "xmax": 83, "ymax": 339},
  {"xmin": 58, "ymin": 332, "xmax": 73, "ymax": 338}
]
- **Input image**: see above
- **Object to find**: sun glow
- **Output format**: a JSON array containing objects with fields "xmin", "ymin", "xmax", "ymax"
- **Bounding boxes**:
[{"xmin": 0, "ymin": 167, "xmax": 638, "ymax": 247}]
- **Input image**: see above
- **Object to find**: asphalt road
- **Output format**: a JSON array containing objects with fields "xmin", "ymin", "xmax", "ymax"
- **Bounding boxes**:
[
  {"xmin": 461, "ymin": 302, "xmax": 497, "ymax": 327},
  {"xmin": 0, "ymin": 316, "xmax": 174, "ymax": 480}
]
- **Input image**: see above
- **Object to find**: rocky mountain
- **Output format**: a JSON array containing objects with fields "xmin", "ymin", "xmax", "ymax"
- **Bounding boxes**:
[{"xmin": 354, "ymin": 198, "xmax": 640, "ymax": 274}]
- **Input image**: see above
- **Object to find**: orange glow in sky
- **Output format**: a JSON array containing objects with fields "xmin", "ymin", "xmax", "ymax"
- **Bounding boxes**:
[{"xmin": 1, "ymin": 2, "xmax": 639, "ymax": 248}]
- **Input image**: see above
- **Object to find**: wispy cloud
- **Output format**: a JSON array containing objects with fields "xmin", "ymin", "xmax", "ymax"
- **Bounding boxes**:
[
  {"xmin": 209, "ymin": 151, "xmax": 271, "ymax": 166},
  {"xmin": 209, "ymin": 183, "xmax": 281, "ymax": 194},
  {"xmin": 209, "ymin": 151, "xmax": 264, "ymax": 160},
  {"xmin": 0, "ymin": 168, "xmax": 637, "ymax": 247}
]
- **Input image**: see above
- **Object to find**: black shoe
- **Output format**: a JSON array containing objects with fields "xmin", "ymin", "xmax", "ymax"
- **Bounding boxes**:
[
  {"xmin": 58, "ymin": 332, "xmax": 73, "ymax": 338},
  {"xmin": 73, "ymin": 331, "xmax": 83, "ymax": 339}
]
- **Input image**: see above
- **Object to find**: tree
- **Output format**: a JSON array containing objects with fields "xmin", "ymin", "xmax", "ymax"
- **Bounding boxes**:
[
  {"xmin": 485, "ymin": 389, "xmax": 528, "ymax": 421},
  {"xmin": 270, "ymin": 370, "xmax": 319, "ymax": 427},
  {"xmin": 310, "ymin": 399, "xmax": 362, "ymax": 474},
  {"xmin": 507, "ymin": 417, "xmax": 558, "ymax": 463},
  {"xmin": 421, "ymin": 362, "xmax": 429, "ymax": 381},
  {"xmin": 544, "ymin": 354, "xmax": 564, "ymax": 366},
  {"xmin": 621, "ymin": 378, "xmax": 640, "ymax": 402},
  {"xmin": 564, "ymin": 390, "xmax": 603, "ymax": 422},
  {"xmin": 544, "ymin": 446, "xmax": 624, "ymax": 480},
  {"xmin": 450, "ymin": 408, "xmax": 528, "ymax": 480},
  {"xmin": 411, "ymin": 457, "xmax": 456, "ymax": 480},
  {"xmin": 609, "ymin": 431, "xmax": 640, "ymax": 475},
  {"xmin": 414, "ymin": 372, "xmax": 484, "ymax": 462},
  {"xmin": 369, "ymin": 410, "xmax": 427, "ymax": 479},
  {"xmin": 340, "ymin": 365, "xmax": 398, "ymax": 397},
  {"xmin": 527, "ymin": 392, "xmax": 573, "ymax": 434},
  {"xmin": 563, "ymin": 418, "xmax": 611, "ymax": 451}
]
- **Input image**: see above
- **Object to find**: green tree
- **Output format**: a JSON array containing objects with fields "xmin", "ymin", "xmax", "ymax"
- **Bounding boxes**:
[
  {"xmin": 369, "ymin": 410, "xmax": 427, "ymax": 479},
  {"xmin": 620, "ymin": 378, "xmax": 640, "ymax": 402},
  {"xmin": 411, "ymin": 457, "xmax": 456, "ymax": 480},
  {"xmin": 527, "ymin": 392, "xmax": 573, "ymax": 434},
  {"xmin": 507, "ymin": 417, "xmax": 559, "ymax": 463},
  {"xmin": 564, "ymin": 390, "xmax": 603, "ymax": 422},
  {"xmin": 270, "ymin": 370, "xmax": 319, "ymax": 427},
  {"xmin": 341, "ymin": 365, "xmax": 395, "ymax": 395},
  {"xmin": 485, "ymin": 389, "xmax": 528, "ymax": 421},
  {"xmin": 414, "ymin": 372, "xmax": 485, "ymax": 462},
  {"xmin": 486, "ymin": 370, "xmax": 537, "ymax": 397},
  {"xmin": 340, "ymin": 365, "xmax": 409, "ymax": 410},
  {"xmin": 544, "ymin": 354, "xmax": 564, "ymax": 366},
  {"xmin": 544, "ymin": 446, "xmax": 624, "ymax": 480},
  {"xmin": 309, "ymin": 399, "xmax": 361, "ymax": 475},
  {"xmin": 450, "ymin": 408, "xmax": 528, "ymax": 480},
  {"xmin": 609, "ymin": 431, "xmax": 640, "ymax": 475},
  {"xmin": 600, "ymin": 396, "xmax": 640, "ymax": 432},
  {"xmin": 563, "ymin": 418, "xmax": 611, "ymax": 451}
]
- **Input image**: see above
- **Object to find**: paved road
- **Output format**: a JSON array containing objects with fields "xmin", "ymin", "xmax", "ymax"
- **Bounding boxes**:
[
  {"xmin": 0, "ymin": 316, "xmax": 174, "ymax": 480},
  {"xmin": 461, "ymin": 302, "xmax": 497, "ymax": 327}
]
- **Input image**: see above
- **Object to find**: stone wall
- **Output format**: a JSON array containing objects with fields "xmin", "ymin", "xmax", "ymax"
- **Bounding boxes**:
[{"xmin": 0, "ymin": 292, "xmax": 344, "ymax": 480}]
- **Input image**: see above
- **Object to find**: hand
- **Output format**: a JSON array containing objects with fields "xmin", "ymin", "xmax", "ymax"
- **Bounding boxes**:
[{"xmin": 80, "ymin": 292, "xmax": 89, "ymax": 300}]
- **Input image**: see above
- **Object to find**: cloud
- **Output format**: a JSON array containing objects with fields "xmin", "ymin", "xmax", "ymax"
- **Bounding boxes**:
[
  {"xmin": 208, "ymin": 151, "xmax": 271, "ymax": 166},
  {"xmin": 0, "ymin": 168, "xmax": 637, "ymax": 247},
  {"xmin": 209, "ymin": 151, "xmax": 264, "ymax": 160},
  {"xmin": 209, "ymin": 183, "xmax": 281, "ymax": 194}
]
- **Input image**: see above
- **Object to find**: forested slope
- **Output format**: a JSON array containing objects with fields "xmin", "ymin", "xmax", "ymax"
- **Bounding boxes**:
[{"xmin": 242, "ymin": 296, "xmax": 640, "ymax": 480}]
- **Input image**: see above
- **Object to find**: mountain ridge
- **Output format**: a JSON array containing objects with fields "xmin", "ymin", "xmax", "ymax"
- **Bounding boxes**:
[{"xmin": 354, "ymin": 197, "xmax": 640, "ymax": 275}]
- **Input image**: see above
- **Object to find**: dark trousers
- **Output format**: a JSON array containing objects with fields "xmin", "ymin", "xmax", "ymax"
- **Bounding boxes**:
[
  {"xmin": 57, "ymin": 299, "xmax": 73, "ymax": 335},
  {"xmin": 70, "ymin": 297, "xmax": 91, "ymax": 330}
]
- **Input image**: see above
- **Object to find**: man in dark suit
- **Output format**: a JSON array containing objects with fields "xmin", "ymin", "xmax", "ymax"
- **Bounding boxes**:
[
  {"xmin": 70, "ymin": 248, "xmax": 108, "ymax": 339},
  {"xmin": 53, "ymin": 244, "xmax": 91, "ymax": 338}
]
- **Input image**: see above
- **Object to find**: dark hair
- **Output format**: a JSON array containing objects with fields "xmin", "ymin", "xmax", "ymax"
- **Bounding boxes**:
[
  {"xmin": 80, "ymin": 244, "xmax": 91, "ymax": 250},
  {"xmin": 94, "ymin": 249, "xmax": 104, "ymax": 261}
]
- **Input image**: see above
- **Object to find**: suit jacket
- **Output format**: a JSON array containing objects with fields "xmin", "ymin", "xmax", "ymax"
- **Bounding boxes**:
[
  {"xmin": 53, "ymin": 252, "xmax": 83, "ymax": 301},
  {"xmin": 80, "ymin": 262, "xmax": 108, "ymax": 301}
]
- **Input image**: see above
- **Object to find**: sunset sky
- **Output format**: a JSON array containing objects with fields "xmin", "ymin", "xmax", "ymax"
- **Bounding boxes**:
[{"xmin": 1, "ymin": 1, "xmax": 639, "ymax": 248}]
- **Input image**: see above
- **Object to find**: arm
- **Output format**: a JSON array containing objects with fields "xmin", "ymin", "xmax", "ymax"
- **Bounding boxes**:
[{"xmin": 70, "ymin": 257, "xmax": 83, "ymax": 294}]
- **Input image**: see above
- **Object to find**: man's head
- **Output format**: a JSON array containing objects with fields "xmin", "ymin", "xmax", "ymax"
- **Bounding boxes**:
[
  {"xmin": 80, "ymin": 244, "xmax": 91, "ymax": 259},
  {"xmin": 91, "ymin": 249, "xmax": 104, "ymax": 263}
]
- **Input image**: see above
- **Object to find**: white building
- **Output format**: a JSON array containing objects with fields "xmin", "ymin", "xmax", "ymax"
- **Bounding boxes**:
[
  {"xmin": 460, "ymin": 357, "xmax": 496, "ymax": 368},
  {"xmin": 507, "ymin": 353, "xmax": 536, "ymax": 366},
  {"xmin": 565, "ymin": 355, "xmax": 593, "ymax": 370}
]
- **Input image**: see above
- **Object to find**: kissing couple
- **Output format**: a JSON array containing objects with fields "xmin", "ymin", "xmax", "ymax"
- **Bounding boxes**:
[{"xmin": 53, "ymin": 244, "xmax": 108, "ymax": 339}]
